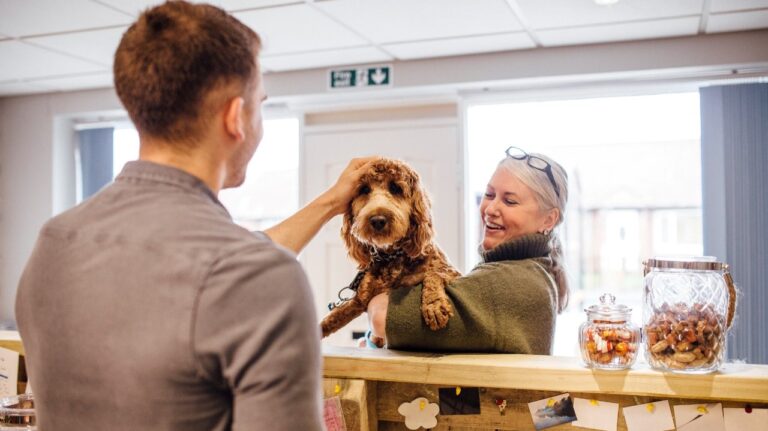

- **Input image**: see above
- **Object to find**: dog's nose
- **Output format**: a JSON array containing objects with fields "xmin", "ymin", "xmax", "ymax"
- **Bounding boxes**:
[{"xmin": 369, "ymin": 215, "xmax": 388, "ymax": 231}]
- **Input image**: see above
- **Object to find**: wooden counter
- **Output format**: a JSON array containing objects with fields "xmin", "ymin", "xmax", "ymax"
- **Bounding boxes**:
[{"xmin": 322, "ymin": 346, "xmax": 768, "ymax": 431}]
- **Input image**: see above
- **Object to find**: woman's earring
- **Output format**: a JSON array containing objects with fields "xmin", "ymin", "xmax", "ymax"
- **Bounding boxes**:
[{"xmin": 539, "ymin": 229, "xmax": 551, "ymax": 236}]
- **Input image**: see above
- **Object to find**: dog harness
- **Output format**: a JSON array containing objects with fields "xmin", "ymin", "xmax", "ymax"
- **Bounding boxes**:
[{"xmin": 327, "ymin": 248, "xmax": 407, "ymax": 310}]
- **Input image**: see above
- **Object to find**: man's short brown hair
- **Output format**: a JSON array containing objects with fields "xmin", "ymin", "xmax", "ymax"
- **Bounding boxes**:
[{"xmin": 114, "ymin": 1, "xmax": 261, "ymax": 143}]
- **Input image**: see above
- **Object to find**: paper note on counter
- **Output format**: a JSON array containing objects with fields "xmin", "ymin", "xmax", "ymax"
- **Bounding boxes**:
[
  {"xmin": 674, "ymin": 403, "xmax": 725, "ymax": 431},
  {"xmin": 622, "ymin": 400, "xmax": 674, "ymax": 431},
  {"xmin": 724, "ymin": 407, "xmax": 768, "ymax": 431},
  {"xmin": 572, "ymin": 398, "xmax": 618, "ymax": 431},
  {"xmin": 0, "ymin": 347, "xmax": 19, "ymax": 397}
]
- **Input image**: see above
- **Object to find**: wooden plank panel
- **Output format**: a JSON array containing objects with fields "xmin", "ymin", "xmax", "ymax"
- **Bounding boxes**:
[
  {"xmin": 374, "ymin": 381, "xmax": 768, "ymax": 431},
  {"xmin": 323, "ymin": 346, "xmax": 768, "ymax": 402}
]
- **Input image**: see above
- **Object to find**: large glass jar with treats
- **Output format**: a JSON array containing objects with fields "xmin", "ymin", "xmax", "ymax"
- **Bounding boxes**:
[
  {"xmin": 579, "ymin": 293, "xmax": 640, "ymax": 370},
  {"xmin": 643, "ymin": 257, "xmax": 736, "ymax": 374}
]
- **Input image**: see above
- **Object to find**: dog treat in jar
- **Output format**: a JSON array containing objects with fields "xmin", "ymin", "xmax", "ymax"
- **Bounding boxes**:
[
  {"xmin": 643, "ymin": 257, "xmax": 737, "ymax": 374},
  {"xmin": 579, "ymin": 293, "xmax": 640, "ymax": 370}
]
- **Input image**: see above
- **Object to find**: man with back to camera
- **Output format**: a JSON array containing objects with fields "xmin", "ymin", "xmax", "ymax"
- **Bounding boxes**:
[{"xmin": 15, "ymin": 2, "xmax": 375, "ymax": 430}]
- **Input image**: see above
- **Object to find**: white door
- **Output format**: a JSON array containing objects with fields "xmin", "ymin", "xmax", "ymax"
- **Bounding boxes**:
[{"xmin": 302, "ymin": 118, "xmax": 462, "ymax": 346}]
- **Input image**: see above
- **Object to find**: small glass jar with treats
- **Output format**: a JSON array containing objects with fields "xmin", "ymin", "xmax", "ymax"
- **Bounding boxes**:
[{"xmin": 579, "ymin": 293, "xmax": 640, "ymax": 370}]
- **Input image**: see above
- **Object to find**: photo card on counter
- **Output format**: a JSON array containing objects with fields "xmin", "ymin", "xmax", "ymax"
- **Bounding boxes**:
[
  {"xmin": 438, "ymin": 387, "xmax": 480, "ymax": 415},
  {"xmin": 527, "ymin": 393, "xmax": 577, "ymax": 430}
]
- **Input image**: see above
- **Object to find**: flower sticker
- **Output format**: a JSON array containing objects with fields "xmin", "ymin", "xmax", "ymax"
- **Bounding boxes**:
[{"xmin": 398, "ymin": 397, "xmax": 439, "ymax": 430}]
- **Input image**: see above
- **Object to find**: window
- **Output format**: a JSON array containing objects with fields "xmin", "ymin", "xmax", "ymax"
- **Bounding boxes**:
[
  {"xmin": 218, "ymin": 118, "xmax": 299, "ymax": 230},
  {"xmin": 79, "ymin": 118, "xmax": 300, "ymax": 231},
  {"xmin": 466, "ymin": 92, "xmax": 702, "ymax": 356}
]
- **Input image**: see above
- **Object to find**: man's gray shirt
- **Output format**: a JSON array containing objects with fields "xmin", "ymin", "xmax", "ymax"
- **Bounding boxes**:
[{"xmin": 15, "ymin": 161, "xmax": 323, "ymax": 430}]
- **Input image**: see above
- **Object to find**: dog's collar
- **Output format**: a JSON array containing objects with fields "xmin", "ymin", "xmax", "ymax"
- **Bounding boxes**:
[{"xmin": 369, "ymin": 246, "xmax": 406, "ymax": 263}]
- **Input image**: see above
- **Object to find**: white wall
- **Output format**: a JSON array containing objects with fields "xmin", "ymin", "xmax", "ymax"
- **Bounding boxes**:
[
  {"xmin": 1, "ymin": 30, "xmax": 767, "ymax": 323},
  {"xmin": 0, "ymin": 88, "xmax": 122, "ymax": 322}
]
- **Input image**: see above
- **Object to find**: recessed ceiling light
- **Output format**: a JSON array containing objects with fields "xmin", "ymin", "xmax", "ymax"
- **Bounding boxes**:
[{"xmin": 594, "ymin": 0, "xmax": 620, "ymax": 5}]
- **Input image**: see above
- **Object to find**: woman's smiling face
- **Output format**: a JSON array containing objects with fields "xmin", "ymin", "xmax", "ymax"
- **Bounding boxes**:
[{"xmin": 479, "ymin": 166, "xmax": 556, "ymax": 251}]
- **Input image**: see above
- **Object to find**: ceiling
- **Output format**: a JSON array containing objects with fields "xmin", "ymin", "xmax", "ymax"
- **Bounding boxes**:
[{"xmin": 1, "ymin": 0, "xmax": 767, "ymax": 97}]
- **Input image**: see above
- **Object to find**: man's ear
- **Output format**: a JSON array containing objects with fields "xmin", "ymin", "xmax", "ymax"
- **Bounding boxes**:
[{"xmin": 223, "ymin": 96, "xmax": 245, "ymax": 142}]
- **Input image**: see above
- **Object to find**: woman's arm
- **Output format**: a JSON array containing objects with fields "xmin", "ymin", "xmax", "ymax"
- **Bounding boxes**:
[
  {"xmin": 264, "ymin": 157, "xmax": 377, "ymax": 254},
  {"xmin": 367, "ymin": 292, "xmax": 389, "ymax": 345},
  {"xmin": 367, "ymin": 259, "xmax": 559, "ymax": 354}
]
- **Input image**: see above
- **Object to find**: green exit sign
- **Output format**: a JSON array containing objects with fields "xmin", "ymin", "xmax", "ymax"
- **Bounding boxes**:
[{"xmin": 329, "ymin": 65, "xmax": 392, "ymax": 89}]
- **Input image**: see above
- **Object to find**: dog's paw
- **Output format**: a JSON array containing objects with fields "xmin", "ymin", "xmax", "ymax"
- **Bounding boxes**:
[
  {"xmin": 320, "ymin": 321, "xmax": 333, "ymax": 338},
  {"xmin": 422, "ymin": 297, "xmax": 453, "ymax": 331}
]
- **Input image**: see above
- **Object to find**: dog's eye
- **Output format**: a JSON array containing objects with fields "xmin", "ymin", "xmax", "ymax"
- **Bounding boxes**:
[
  {"xmin": 388, "ymin": 181, "xmax": 403, "ymax": 196},
  {"xmin": 359, "ymin": 184, "xmax": 371, "ymax": 195}
]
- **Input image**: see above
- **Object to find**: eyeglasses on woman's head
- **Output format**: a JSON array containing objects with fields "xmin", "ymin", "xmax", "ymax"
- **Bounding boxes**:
[{"xmin": 504, "ymin": 146, "xmax": 562, "ymax": 198}]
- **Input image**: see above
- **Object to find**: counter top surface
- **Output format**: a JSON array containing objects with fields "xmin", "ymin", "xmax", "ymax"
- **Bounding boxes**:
[{"xmin": 322, "ymin": 346, "xmax": 768, "ymax": 402}]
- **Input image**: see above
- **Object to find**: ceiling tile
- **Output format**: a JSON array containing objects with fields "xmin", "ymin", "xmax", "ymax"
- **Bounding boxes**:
[
  {"xmin": 95, "ymin": 0, "xmax": 298, "ymax": 16},
  {"xmin": 516, "ymin": 0, "xmax": 704, "ymax": 30},
  {"xmin": 0, "ymin": 80, "xmax": 53, "ymax": 97},
  {"xmin": 235, "ymin": 4, "xmax": 368, "ymax": 55},
  {"xmin": 89, "ymin": 0, "xmax": 165, "ymax": 16},
  {"xmin": 216, "ymin": 0, "xmax": 301, "ymax": 11},
  {"xmin": 710, "ymin": 0, "xmax": 768, "ymax": 13},
  {"xmin": 0, "ymin": 40, "xmax": 106, "ymax": 81},
  {"xmin": 261, "ymin": 46, "xmax": 391, "ymax": 72},
  {"xmin": 27, "ymin": 72, "xmax": 114, "ymax": 92},
  {"xmin": 317, "ymin": 0, "xmax": 523, "ymax": 44},
  {"xmin": 537, "ymin": 16, "xmax": 700, "ymax": 46},
  {"xmin": 706, "ymin": 9, "xmax": 768, "ymax": 32},
  {"xmin": 384, "ymin": 32, "xmax": 535, "ymax": 60},
  {"xmin": 0, "ymin": 0, "xmax": 131, "ymax": 37},
  {"xmin": 24, "ymin": 26, "xmax": 126, "ymax": 67}
]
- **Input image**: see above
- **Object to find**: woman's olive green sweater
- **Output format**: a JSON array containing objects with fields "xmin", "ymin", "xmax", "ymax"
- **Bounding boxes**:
[{"xmin": 386, "ymin": 233, "xmax": 559, "ymax": 354}]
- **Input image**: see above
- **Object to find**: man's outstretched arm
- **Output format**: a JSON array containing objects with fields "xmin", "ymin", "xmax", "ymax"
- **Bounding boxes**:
[{"xmin": 264, "ymin": 157, "xmax": 377, "ymax": 254}]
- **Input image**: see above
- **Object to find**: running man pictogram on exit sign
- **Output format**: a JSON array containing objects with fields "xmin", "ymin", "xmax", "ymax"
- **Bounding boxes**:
[{"xmin": 329, "ymin": 65, "xmax": 392, "ymax": 89}]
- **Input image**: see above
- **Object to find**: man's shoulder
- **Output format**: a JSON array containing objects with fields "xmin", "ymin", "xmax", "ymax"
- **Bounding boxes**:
[{"xmin": 213, "ymin": 230, "xmax": 296, "ymax": 265}]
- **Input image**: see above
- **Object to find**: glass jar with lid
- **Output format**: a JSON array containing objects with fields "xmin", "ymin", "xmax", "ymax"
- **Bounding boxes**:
[
  {"xmin": 643, "ymin": 257, "xmax": 736, "ymax": 374},
  {"xmin": 579, "ymin": 293, "xmax": 640, "ymax": 370},
  {"xmin": 0, "ymin": 393, "xmax": 35, "ymax": 429}
]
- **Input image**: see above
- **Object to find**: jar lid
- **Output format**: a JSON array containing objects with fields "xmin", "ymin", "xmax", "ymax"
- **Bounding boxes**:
[
  {"xmin": 0, "ymin": 393, "xmax": 34, "ymax": 416},
  {"xmin": 644, "ymin": 256, "xmax": 726, "ymax": 271},
  {"xmin": 584, "ymin": 293, "xmax": 632, "ymax": 322}
]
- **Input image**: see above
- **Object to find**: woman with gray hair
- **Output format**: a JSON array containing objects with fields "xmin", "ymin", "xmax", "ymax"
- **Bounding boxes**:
[{"xmin": 365, "ymin": 146, "xmax": 569, "ymax": 354}]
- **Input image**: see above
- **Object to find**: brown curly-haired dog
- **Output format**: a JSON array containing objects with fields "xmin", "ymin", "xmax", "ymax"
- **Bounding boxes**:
[{"xmin": 321, "ymin": 158, "xmax": 460, "ymax": 340}]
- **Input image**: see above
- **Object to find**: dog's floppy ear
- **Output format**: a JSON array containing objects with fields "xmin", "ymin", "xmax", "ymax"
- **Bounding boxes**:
[
  {"xmin": 401, "ymin": 171, "xmax": 434, "ymax": 259},
  {"xmin": 341, "ymin": 206, "xmax": 371, "ymax": 267}
]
